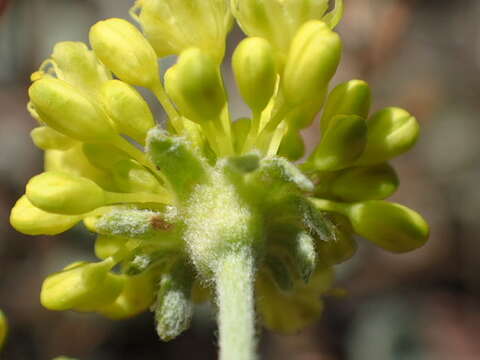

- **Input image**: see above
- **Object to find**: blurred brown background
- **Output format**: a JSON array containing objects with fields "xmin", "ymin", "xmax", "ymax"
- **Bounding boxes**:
[{"xmin": 1, "ymin": 0, "xmax": 479, "ymax": 359}]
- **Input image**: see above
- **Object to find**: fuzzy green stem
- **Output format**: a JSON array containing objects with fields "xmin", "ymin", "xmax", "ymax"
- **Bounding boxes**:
[{"xmin": 216, "ymin": 249, "xmax": 256, "ymax": 360}]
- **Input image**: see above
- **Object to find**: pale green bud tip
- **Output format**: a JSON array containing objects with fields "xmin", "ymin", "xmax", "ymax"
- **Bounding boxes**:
[
  {"xmin": 283, "ymin": 20, "xmax": 342, "ymax": 105},
  {"xmin": 89, "ymin": 18, "xmax": 159, "ymax": 87},
  {"xmin": 26, "ymin": 172, "xmax": 106, "ymax": 215},
  {"xmin": 40, "ymin": 260, "xmax": 124, "ymax": 311},
  {"xmin": 232, "ymin": 37, "xmax": 277, "ymax": 113},
  {"xmin": 349, "ymin": 201, "xmax": 429, "ymax": 253},
  {"xmin": 10, "ymin": 195, "xmax": 81, "ymax": 235},
  {"xmin": 165, "ymin": 47, "xmax": 226, "ymax": 123},
  {"xmin": 28, "ymin": 78, "xmax": 116, "ymax": 142}
]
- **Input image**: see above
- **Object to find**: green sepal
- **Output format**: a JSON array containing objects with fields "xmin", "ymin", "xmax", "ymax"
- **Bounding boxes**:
[
  {"xmin": 26, "ymin": 172, "xmax": 106, "ymax": 215},
  {"xmin": 293, "ymin": 231, "xmax": 317, "ymax": 282},
  {"xmin": 10, "ymin": 195, "xmax": 82, "ymax": 235},
  {"xmin": 310, "ymin": 115, "xmax": 367, "ymax": 171},
  {"xmin": 155, "ymin": 261, "xmax": 195, "ymax": 341},
  {"xmin": 356, "ymin": 107, "xmax": 420, "ymax": 165},
  {"xmin": 320, "ymin": 79, "xmax": 371, "ymax": 133},
  {"xmin": 40, "ymin": 259, "xmax": 124, "ymax": 311},
  {"xmin": 264, "ymin": 255, "xmax": 294, "ymax": 292},
  {"xmin": 111, "ymin": 159, "xmax": 162, "ymax": 194}
]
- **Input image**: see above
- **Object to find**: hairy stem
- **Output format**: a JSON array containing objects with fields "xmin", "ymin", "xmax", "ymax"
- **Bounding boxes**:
[{"xmin": 216, "ymin": 249, "xmax": 256, "ymax": 360}]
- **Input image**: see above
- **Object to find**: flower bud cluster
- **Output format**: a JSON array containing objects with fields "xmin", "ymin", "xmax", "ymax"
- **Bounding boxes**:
[{"xmin": 10, "ymin": 0, "xmax": 429, "ymax": 338}]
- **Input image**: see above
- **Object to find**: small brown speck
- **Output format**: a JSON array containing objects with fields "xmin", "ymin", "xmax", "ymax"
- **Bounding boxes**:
[{"xmin": 151, "ymin": 216, "xmax": 174, "ymax": 231}]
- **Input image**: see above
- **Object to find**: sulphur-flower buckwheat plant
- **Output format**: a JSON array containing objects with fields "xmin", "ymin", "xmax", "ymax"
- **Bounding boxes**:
[{"xmin": 9, "ymin": 0, "xmax": 429, "ymax": 359}]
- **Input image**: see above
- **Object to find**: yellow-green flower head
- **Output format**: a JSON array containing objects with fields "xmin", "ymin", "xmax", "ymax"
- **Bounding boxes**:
[
  {"xmin": 132, "ymin": 0, "xmax": 233, "ymax": 63},
  {"xmin": 10, "ymin": 0, "xmax": 429, "ymax": 345}
]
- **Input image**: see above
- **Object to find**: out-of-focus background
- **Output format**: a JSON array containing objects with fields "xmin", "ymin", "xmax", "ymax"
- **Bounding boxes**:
[{"xmin": 1, "ymin": 0, "xmax": 479, "ymax": 359}]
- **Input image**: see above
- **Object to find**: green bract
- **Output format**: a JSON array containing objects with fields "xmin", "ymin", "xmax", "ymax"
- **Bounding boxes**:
[{"xmin": 10, "ymin": 2, "xmax": 429, "ymax": 359}]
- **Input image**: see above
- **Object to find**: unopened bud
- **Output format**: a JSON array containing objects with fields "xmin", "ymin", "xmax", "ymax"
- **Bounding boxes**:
[
  {"xmin": 89, "ymin": 18, "xmax": 159, "ymax": 87},
  {"xmin": 29, "ymin": 78, "xmax": 116, "ymax": 142},
  {"xmin": 283, "ymin": 20, "xmax": 342, "ymax": 105},
  {"xmin": 232, "ymin": 37, "xmax": 277, "ymax": 113},
  {"xmin": 26, "ymin": 172, "xmax": 106, "ymax": 215},
  {"xmin": 357, "ymin": 107, "xmax": 420, "ymax": 165},
  {"xmin": 135, "ymin": 0, "xmax": 232, "ymax": 62},
  {"xmin": 320, "ymin": 79, "xmax": 371, "ymax": 133},
  {"xmin": 101, "ymin": 80, "xmax": 155, "ymax": 145},
  {"xmin": 311, "ymin": 115, "xmax": 367, "ymax": 171},
  {"xmin": 165, "ymin": 48, "xmax": 226, "ymax": 123},
  {"xmin": 40, "ymin": 260, "xmax": 124, "ymax": 311},
  {"xmin": 347, "ymin": 201, "xmax": 429, "ymax": 253},
  {"xmin": 10, "ymin": 195, "xmax": 82, "ymax": 235},
  {"xmin": 330, "ymin": 163, "xmax": 399, "ymax": 202},
  {"xmin": 99, "ymin": 272, "xmax": 155, "ymax": 319}
]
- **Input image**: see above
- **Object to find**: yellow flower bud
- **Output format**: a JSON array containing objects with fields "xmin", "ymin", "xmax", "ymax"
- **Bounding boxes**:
[
  {"xmin": 135, "ymin": 0, "xmax": 232, "ymax": 62},
  {"xmin": 10, "ymin": 195, "xmax": 81, "ymax": 235},
  {"xmin": 40, "ymin": 260, "xmax": 124, "ymax": 311},
  {"xmin": 50, "ymin": 41, "xmax": 111, "ymax": 92},
  {"xmin": 311, "ymin": 115, "xmax": 367, "ymax": 171},
  {"xmin": 231, "ymin": 0, "xmax": 343, "ymax": 61},
  {"xmin": 29, "ymin": 78, "xmax": 116, "ymax": 142},
  {"xmin": 357, "ymin": 107, "xmax": 420, "ymax": 165},
  {"xmin": 232, "ymin": 37, "xmax": 277, "ymax": 114},
  {"xmin": 99, "ymin": 272, "xmax": 155, "ymax": 319},
  {"xmin": 26, "ymin": 172, "xmax": 106, "ymax": 215},
  {"xmin": 165, "ymin": 48, "xmax": 226, "ymax": 124},
  {"xmin": 30, "ymin": 126, "xmax": 76, "ymax": 151},
  {"xmin": 89, "ymin": 18, "xmax": 159, "ymax": 87},
  {"xmin": 101, "ymin": 80, "xmax": 156, "ymax": 145},
  {"xmin": 347, "ymin": 201, "xmax": 429, "ymax": 253},
  {"xmin": 283, "ymin": 20, "xmax": 342, "ymax": 105},
  {"xmin": 320, "ymin": 79, "xmax": 371, "ymax": 133}
]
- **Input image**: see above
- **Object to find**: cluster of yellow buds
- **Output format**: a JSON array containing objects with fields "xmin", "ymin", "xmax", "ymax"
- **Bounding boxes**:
[{"xmin": 9, "ymin": 0, "xmax": 429, "ymax": 354}]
